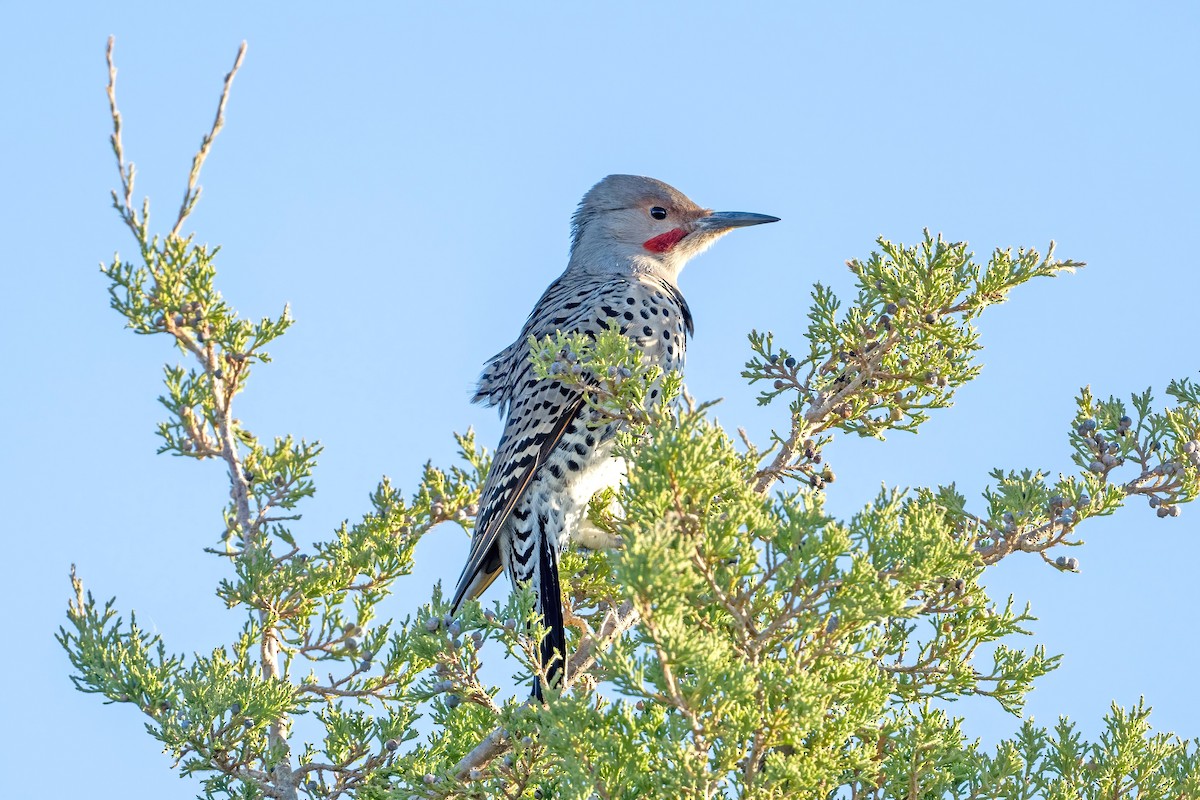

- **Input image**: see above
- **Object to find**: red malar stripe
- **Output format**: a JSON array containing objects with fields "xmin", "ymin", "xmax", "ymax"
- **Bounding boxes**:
[{"xmin": 643, "ymin": 228, "xmax": 688, "ymax": 253}]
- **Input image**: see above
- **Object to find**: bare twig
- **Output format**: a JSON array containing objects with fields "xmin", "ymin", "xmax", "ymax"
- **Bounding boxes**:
[
  {"xmin": 453, "ymin": 726, "xmax": 511, "ymax": 778},
  {"xmin": 171, "ymin": 41, "xmax": 246, "ymax": 239},
  {"xmin": 105, "ymin": 37, "xmax": 142, "ymax": 241}
]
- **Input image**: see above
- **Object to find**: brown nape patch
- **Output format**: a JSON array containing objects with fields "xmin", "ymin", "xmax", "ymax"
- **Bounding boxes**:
[{"xmin": 643, "ymin": 228, "xmax": 688, "ymax": 253}]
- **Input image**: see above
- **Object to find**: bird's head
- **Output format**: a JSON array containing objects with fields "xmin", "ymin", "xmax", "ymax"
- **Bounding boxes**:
[{"xmin": 568, "ymin": 174, "xmax": 779, "ymax": 279}]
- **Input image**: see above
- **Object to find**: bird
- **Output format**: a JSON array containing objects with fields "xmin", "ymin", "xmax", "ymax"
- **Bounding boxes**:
[{"xmin": 450, "ymin": 175, "xmax": 778, "ymax": 697}]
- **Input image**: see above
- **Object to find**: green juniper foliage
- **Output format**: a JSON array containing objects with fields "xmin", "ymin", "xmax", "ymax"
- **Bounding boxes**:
[{"xmin": 61, "ymin": 42, "xmax": 1200, "ymax": 800}]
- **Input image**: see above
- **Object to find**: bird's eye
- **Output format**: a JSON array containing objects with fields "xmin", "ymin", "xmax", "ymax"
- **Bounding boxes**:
[{"xmin": 649, "ymin": 206, "xmax": 668, "ymax": 220}]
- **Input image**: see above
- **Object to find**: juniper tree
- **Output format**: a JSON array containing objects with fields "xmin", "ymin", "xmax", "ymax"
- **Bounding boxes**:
[{"xmin": 61, "ymin": 41, "xmax": 1200, "ymax": 800}]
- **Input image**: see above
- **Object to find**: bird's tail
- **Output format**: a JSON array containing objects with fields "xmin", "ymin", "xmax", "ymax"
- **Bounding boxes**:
[{"xmin": 534, "ymin": 532, "xmax": 566, "ymax": 700}]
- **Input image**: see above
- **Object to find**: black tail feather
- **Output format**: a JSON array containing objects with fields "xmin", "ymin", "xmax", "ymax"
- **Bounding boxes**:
[{"xmin": 533, "ymin": 533, "xmax": 566, "ymax": 700}]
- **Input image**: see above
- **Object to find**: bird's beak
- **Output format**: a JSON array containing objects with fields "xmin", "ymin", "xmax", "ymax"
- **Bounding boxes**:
[{"xmin": 696, "ymin": 210, "xmax": 781, "ymax": 232}]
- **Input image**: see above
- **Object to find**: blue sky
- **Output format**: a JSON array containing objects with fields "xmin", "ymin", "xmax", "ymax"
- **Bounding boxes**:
[{"xmin": 3, "ymin": 3, "xmax": 1199, "ymax": 797}]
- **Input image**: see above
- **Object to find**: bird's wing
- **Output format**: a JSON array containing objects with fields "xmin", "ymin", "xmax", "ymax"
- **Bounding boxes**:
[
  {"xmin": 451, "ymin": 272, "xmax": 635, "ymax": 613},
  {"xmin": 450, "ymin": 381, "xmax": 586, "ymax": 610}
]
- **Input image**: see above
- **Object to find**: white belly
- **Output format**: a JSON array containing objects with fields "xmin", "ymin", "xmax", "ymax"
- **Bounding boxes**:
[{"xmin": 562, "ymin": 454, "xmax": 626, "ymax": 551}]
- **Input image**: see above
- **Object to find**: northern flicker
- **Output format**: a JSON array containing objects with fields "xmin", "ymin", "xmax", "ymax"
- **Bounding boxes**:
[{"xmin": 450, "ymin": 175, "xmax": 778, "ymax": 696}]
